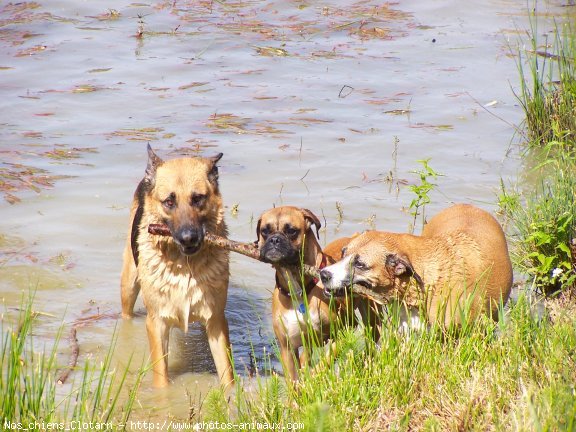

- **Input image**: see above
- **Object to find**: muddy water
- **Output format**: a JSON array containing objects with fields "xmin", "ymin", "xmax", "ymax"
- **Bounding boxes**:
[{"xmin": 0, "ymin": 0, "xmax": 566, "ymax": 419}]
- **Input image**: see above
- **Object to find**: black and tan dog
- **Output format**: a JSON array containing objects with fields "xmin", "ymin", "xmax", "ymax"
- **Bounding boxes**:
[
  {"xmin": 320, "ymin": 204, "xmax": 513, "ymax": 327},
  {"xmin": 256, "ymin": 206, "xmax": 355, "ymax": 381},
  {"xmin": 120, "ymin": 145, "xmax": 233, "ymax": 388}
]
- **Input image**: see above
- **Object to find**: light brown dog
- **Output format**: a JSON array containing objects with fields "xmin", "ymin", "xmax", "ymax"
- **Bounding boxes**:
[
  {"xmin": 256, "ymin": 206, "xmax": 355, "ymax": 381},
  {"xmin": 120, "ymin": 145, "xmax": 233, "ymax": 388},
  {"xmin": 320, "ymin": 204, "xmax": 513, "ymax": 327}
]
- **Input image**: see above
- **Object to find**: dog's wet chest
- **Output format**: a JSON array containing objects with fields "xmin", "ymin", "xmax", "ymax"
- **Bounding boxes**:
[
  {"xmin": 278, "ymin": 301, "xmax": 328, "ymax": 345},
  {"xmin": 138, "ymin": 245, "xmax": 228, "ymax": 329}
]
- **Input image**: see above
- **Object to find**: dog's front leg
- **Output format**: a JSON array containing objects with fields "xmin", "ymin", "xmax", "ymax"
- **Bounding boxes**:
[
  {"xmin": 205, "ymin": 314, "xmax": 234, "ymax": 389},
  {"xmin": 146, "ymin": 315, "xmax": 170, "ymax": 387},
  {"xmin": 120, "ymin": 253, "xmax": 140, "ymax": 318},
  {"xmin": 279, "ymin": 343, "xmax": 299, "ymax": 381}
]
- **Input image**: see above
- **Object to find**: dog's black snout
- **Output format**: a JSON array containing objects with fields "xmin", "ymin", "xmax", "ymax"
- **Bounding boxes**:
[
  {"xmin": 260, "ymin": 232, "xmax": 298, "ymax": 264},
  {"xmin": 175, "ymin": 226, "xmax": 203, "ymax": 247},
  {"xmin": 269, "ymin": 235, "xmax": 282, "ymax": 246},
  {"xmin": 319, "ymin": 269, "xmax": 332, "ymax": 285}
]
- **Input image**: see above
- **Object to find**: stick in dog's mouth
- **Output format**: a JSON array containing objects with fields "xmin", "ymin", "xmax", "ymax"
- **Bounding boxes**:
[
  {"xmin": 148, "ymin": 223, "xmax": 172, "ymax": 236},
  {"xmin": 323, "ymin": 278, "xmax": 372, "ymax": 298},
  {"xmin": 323, "ymin": 286, "xmax": 347, "ymax": 298},
  {"xmin": 148, "ymin": 223, "xmax": 390, "ymax": 305},
  {"xmin": 149, "ymin": 223, "xmax": 262, "ymax": 260}
]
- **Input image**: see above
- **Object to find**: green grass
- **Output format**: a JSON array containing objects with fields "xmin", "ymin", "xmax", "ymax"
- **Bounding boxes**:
[
  {"xmin": 516, "ymin": 19, "xmax": 576, "ymax": 150},
  {"xmin": 503, "ymin": 11, "xmax": 576, "ymax": 295},
  {"xmin": 0, "ymin": 292, "xmax": 146, "ymax": 429},
  {"xmin": 203, "ymin": 294, "xmax": 576, "ymax": 431},
  {"xmin": 4, "ymin": 290, "xmax": 575, "ymax": 431},
  {"xmin": 500, "ymin": 153, "xmax": 576, "ymax": 294}
]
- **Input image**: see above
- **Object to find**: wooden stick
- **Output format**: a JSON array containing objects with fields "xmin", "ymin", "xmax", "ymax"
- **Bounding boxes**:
[
  {"xmin": 149, "ymin": 224, "xmax": 261, "ymax": 260},
  {"xmin": 206, "ymin": 232, "xmax": 261, "ymax": 261},
  {"xmin": 147, "ymin": 223, "xmax": 390, "ymax": 305},
  {"xmin": 57, "ymin": 327, "xmax": 79, "ymax": 385}
]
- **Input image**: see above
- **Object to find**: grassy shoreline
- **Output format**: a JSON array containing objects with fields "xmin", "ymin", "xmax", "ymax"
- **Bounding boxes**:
[
  {"xmin": 0, "ymin": 293, "xmax": 146, "ymax": 430},
  {"xmin": 503, "ymin": 17, "xmax": 576, "ymax": 297}
]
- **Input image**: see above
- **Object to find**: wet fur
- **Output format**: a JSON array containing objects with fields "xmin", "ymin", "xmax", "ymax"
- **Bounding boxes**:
[
  {"xmin": 321, "ymin": 204, "xmax": 513, "ymax": 327},
  {"xmin": 257, "ymin": 206, "xmax": 356, "ymax": 381},
  {"xmin": 120, "ymin": 145, "xmax": 233, "ymax": 388}
]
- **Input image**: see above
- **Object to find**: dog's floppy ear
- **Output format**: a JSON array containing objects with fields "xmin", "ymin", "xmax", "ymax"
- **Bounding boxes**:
[
  {"xmin": 145, "ymin": 144, "xmax": 163, "ymax": 187},
  {"xmin": 255, "ymin": 216, "xmax": 262, "ymax": 243},
  {"xmin": 207, "ymin": 152, "xmax": 223, "ymax": 188},
  {"xmin": 300, "ymin": 208, "xmax": 322, "ymax": 239},
  {"xmin": 385, "ymin": 253, "xmax": 424, "ymax": 290}
]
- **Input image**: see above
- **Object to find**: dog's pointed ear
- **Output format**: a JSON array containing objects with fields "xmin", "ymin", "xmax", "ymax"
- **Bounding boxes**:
[
  {"xmin": 300, "ymin": 208, "xmax": 322, "ymax": 239},
  {"xmin": 208, "ymin": 152, "xmax": 223, "ymax": 187},
  {"xmin": 385, "ymin": 253, "xmax": 424, "ymax": 290},
  {"xmin": 145, "ymin": 144, "xmax": 163, "ymax": 187}
]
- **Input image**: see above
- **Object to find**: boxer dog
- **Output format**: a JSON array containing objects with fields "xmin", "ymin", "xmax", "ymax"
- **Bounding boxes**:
[
  {"xmin": 320, "ymin": 204, "xmax": 513, "ymax": 327},
  {"xmin": 256, "ymin": 206, "xmax": 356, "ymax": 381}
]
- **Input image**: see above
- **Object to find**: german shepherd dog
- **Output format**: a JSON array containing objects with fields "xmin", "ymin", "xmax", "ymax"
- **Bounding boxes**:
[{"xmin": 120, "ymin": 145, "xmax": 233, "ymax": 388}]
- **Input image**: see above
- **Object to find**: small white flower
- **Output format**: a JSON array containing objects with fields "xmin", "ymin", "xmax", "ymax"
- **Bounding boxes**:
[{"xmin": 552, "ymin": 268, "xmax": 563, "ymax": 278}]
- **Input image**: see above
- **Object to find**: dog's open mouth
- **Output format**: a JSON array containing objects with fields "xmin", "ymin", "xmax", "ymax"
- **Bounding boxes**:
[
  {"xmin": 260, "ymin": 248, "xmax": 299, "ymax": 266},
  {"xmin": 323, "ymin": 286, "xmax": 348, "ymax": 298},
  {"xmin": 260, "ymin": 250, "xmax": 287, "ymax": 264},
  {"xmin": 179, "ymin": 243, "xmax": 202, "ymax": 256},
  {"xmin": 323, "ymin": 279, "xmax": 373, "ymax": 298}
]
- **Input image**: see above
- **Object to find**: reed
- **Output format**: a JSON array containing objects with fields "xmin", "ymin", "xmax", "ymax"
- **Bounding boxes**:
[
  {"xmin": 0, "ymin": 292, "xmax": 145, "ymax": 429},
  {"xmin": 516, "ymin": 19, "xmax": 576, "ymax": 150},
  {"xmin": 506, "ymin": 12, "xmax": 576, "ymax": 295}
]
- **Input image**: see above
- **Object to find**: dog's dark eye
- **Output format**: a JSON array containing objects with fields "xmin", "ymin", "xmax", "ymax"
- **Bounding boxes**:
[
  {"xmin": 353, "ymin": 255, "xmax": 368, "ymax": 271},
  {"xmin": 162, "ymin": 194, "xmax": 176, "ymax": 210},
  {"xmin": 191, "ymin": 193, "xmax": 206, "ymax": 208},
  {"xmin": 284, "ymin": 225, "xmax": 299, "ymax": 238},
  {"xmin": 260, "ymin": 227, "xmax": 271, "ymax": 239}
]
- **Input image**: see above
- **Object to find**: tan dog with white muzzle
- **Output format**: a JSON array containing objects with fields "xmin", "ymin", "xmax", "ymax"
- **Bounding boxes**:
[
  {"xmin": 120, "ymin": 145, "xmax": 233, "ymax": 388},
  {"xmin": 257, "ymin": 206, "xmax": 354, "ymax": 381},
  {"xmin": 320, "ymin": 204, "xmax": 513, "ymax": 327}
]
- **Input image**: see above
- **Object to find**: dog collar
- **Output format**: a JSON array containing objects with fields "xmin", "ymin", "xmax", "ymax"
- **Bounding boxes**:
[{"xmin": 275, "ymin": 274, "xmax": 293, "ymax": 298}]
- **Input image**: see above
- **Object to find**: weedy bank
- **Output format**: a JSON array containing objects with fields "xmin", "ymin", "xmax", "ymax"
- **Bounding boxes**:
[
  {"xmin": 199, "ymin": 291, "xmax": 573, "ymax": 431},
  {"xmin": 503, "ymin": 16, "xmax": 576, "ymax": 297},
  {"xmin": 0, "ymin": 293, "xmax": 145, "ymax": 429}
]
